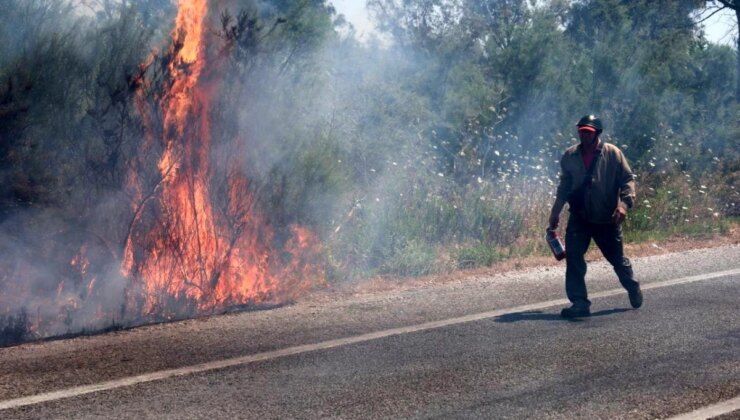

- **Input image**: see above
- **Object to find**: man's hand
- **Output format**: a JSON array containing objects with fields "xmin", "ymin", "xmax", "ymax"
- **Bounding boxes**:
[
  {"xmin": 612, "ymin": 203, "xmax": 627, "ymax": 224},
  {"xmin": 548, "ymin": 199, "xmax": 565, "ymax": 230}
]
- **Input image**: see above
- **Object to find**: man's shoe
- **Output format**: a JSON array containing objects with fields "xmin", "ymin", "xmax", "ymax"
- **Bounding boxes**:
[
  {"xmin": 560, "ymin": 306, "xmax": 591, "ymax": 318},
  {"xmin": 628, "ymin": 287, "xmax": 643, "ymax": 309}
]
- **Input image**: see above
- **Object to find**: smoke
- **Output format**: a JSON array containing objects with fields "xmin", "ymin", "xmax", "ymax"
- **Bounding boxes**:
[
  {"xmin": 205, "ymin": 1, "xmax": 564, "ymax": 279},
  {"xmin": 1, "ymin": 0, "xmax": 737, "ymax": 345},
  {"xmin": 0, "ymin": 196, "xmax": 133, "ymax": 342}
]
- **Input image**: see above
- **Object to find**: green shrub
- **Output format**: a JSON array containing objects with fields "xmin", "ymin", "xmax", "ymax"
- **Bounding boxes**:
[
  {"xmin": 456, "ymin": 243, "xmax": 505, "ymax": 269},
  {"xmin": 378, "ymin": 240, "xmax": 440, "ymax": 277}
]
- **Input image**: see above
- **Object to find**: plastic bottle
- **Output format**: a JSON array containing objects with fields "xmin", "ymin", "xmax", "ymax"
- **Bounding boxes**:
[{"xmin": 546, "ymin": 229, "xmax": 566, "ymax": 261}]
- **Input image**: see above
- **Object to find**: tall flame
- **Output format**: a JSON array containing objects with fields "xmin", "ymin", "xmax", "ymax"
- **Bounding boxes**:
[
  {"xmin": 165, "ymin": 0, "xmax": 208, "ymax": 138},
  {"xmin": 123, "ymin": 0, "xmax": 323, "ymax": 317},
  {"xmin": 0, "ymin": 0, "xmax": 323, "ymax": 343}
]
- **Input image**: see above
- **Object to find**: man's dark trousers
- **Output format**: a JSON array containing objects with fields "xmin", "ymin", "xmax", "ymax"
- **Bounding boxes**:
[{"xmin": 564, "ymin": 213, "xmax": 639, "ymax": 308}]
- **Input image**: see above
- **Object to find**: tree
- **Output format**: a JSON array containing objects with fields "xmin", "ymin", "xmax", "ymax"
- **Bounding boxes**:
[{"xmin": 705, "ymin": 0, "xmax": 739, "ymax": 99}]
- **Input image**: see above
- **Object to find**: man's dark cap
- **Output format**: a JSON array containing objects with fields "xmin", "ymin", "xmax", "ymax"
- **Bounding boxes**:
[{"xmin": 577, "ymin": 115, "xmax": 603, "ymax": 132}]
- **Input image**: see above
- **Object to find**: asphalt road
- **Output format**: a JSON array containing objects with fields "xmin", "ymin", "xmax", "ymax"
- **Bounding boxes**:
[{"xmin": 1, "ymin": 246, "xmax": 739, "ymax": 419}]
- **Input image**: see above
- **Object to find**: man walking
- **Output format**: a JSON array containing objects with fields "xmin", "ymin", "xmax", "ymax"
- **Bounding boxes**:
[{"xmin": 548, "ymin": 115, "xmax": 642, "ymax": 318}]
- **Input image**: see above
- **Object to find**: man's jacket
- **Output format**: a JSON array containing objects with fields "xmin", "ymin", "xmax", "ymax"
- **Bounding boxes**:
[{"xmin": 556, "ymin": 142, "xmax": 636, "ymax": 224}]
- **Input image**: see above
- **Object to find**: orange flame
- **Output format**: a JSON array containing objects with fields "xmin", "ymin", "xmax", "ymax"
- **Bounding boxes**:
[{"xmin": 122, "ymin": 0, "xmax": 324, "ymax": 317}]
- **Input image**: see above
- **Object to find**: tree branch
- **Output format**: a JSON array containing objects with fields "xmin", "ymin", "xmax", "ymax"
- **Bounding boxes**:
[
  {"xmin": 714, "ymin": 0, "xmax": 738, "ymax": 11},
  {"xmin": 695, "ymin": 4, "xmax": 729, "ymax": 25}
]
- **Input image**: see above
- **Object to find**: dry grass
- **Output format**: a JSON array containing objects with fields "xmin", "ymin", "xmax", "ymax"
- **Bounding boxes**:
[{"xmin": 317, "ymin": 221, "xmax": 740, "ymax": 298}]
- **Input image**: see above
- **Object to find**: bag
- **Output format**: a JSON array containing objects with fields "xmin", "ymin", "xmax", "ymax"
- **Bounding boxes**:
[{"xmin": 567, "ymin": 146, "xmax": 603, "ymax": 216}]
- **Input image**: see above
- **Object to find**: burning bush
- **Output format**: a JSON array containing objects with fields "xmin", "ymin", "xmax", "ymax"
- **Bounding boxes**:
[{"xmin": 0, "ymin": 0, "xmax": 332, "ymax": 342}]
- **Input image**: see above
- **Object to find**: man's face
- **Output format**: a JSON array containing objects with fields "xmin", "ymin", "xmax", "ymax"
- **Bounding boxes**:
[{"xmin": 578, "ymin": 128, "xmax": 597, "ymax": 146}]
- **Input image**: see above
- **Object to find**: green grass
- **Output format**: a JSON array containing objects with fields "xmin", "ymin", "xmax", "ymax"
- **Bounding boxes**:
[
  {"xmin": 455, "ymin": 243, "xmax": 506, "ymax": 269},
  {"xmin": 378, "ymin": 240, "xmax": 440, "ymax": 277},
  {"xmin": 624, "ymin": 217, "xmax": 733, "ymax": 243},
  {"xmin": 326, "ymin": 168, "xmax": 738, "ymax": 279},
  {"xmin": 364, "ymin": 215, "xmax": 737, "ymax": 277}
]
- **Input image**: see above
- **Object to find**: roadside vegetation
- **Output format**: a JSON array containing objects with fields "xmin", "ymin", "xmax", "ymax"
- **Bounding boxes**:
[{"xmin": 0, "ymin": 0, "xmax": 737, "ymax": 345}]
